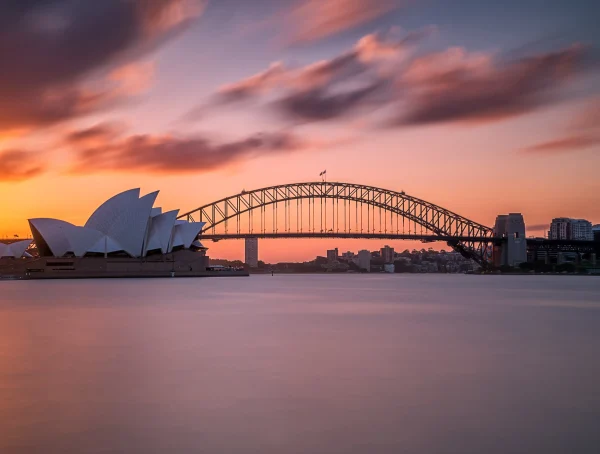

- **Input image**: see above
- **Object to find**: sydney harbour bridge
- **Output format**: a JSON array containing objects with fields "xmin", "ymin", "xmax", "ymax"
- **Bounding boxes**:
[
  {"xmin": 6, "ymin": 181, "xmax": 596, "ymax": 268},
  {"xmin": 178, "ymin": 182, "xmax": 500, "ymax": 267}
]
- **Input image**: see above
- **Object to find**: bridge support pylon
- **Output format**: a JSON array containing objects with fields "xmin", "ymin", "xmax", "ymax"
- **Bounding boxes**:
[
  {"xmin": 245, "ymin": 237, "xmax": 259, "ymax": 268},
  {"xmin": 493, "ymin": 213, "xmax": 527, "ymax": 267}
]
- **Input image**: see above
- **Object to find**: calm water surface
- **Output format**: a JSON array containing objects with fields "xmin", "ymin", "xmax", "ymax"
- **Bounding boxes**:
[{"xmin": 1, "ymin": 275, "xmax": 600, "ymax": 454}]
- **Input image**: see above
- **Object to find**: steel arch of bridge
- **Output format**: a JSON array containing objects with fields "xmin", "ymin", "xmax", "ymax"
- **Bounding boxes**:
[{"xmin": 178, "ymin": 182, "xmax": 496, "ymax": 267}]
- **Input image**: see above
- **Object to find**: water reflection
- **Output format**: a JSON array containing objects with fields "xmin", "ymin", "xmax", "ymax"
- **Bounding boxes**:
[{"xmin": 1, "ymin": 275, "xmax": 599, "ymax": 453}]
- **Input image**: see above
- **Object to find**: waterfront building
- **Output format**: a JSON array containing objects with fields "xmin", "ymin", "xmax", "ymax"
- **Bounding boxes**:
[
  {"xmin": 28, "ymin": 188, "xmax": 205, "ymax": 258},
  {"xmin": 571, "ymin": 219, "xmax": 593, "ymax": 241},
  {"xmin": 0, "ymin": 188, "xmax": 244, "ymax": 280},
  {"xmin": 493, "ymin": 213, "xmax": 527, "ymax": 267},
  {"xmin": 549, "ymin": 218, "xmax": 570, "ymax": 240},
  {"xmin": 327, "ymin": 248, "xmax": 338, "ymax": 262},
  {"xmin": 358, "ymin": 250, "xmax": 371, "ymax": 272},
  {"xmin": 245, "ymin": 238, "xmax": 259, "ymax": 268},
  {"xmin": 549, "ymin": 218, "xmax": 593, "ymax": 241},
  {"xmin": 380, "ymin": 245, "xmax": 394, "ymax": 264}
]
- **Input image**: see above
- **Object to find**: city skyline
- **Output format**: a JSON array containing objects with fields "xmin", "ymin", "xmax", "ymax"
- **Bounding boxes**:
[{"xmin": 1, "ymin": 0, "xmax": 599, "ymax": 262}]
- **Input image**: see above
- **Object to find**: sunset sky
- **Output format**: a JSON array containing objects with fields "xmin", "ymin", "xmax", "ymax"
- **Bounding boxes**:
[{"xmin": 0, "ymin": 0, "xmax": 598, "ymax": 262}]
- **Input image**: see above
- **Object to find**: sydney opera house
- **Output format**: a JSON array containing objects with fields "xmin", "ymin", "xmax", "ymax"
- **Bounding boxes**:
[{"xmin": 1, "ymin": 189, "xmax": 245, "ymax": 279}]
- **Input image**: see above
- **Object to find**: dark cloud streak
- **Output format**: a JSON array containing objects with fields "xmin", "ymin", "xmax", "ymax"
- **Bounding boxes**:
[
  {"xmin": 0, "ymin": 0, "xmax": 203, "ymax": 132},
  {"xmin": 394, "ymin": 46, "xmax": 587, "ymax": 126},
  {"xmin": 71, "ymin": 131, "xmax": 307, "ymax": 175}
]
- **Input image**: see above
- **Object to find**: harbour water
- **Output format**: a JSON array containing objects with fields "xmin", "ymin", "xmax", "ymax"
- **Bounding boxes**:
[{"xmin": 1, "ymin": 275, "xmax": 600, "ymax": 454}]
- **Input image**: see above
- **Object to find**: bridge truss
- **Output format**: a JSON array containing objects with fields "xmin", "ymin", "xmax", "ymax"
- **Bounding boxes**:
[{"xmin": 179, "ymin": 182, "xmax": 496, "ymax": 267}]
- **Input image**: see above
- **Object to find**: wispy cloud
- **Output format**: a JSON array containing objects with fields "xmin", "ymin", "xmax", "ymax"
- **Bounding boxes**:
[
  {"xmin": 0, "ymin": 150, "xmax": 46, "ymax": 182},
  {"xmin": 393, "ymin": 45, "xmax": 587, "ymax": 125},
  {"xmin": 521, "ymin": 97, "xmax": 600, "ymax": 153},
  {"xmin": 188, "ymin": 31, "xmax": 591, "ymax": 129},
  {"xmin": 287, "ymin": 0, "xmax": 404, "ymax": 44},
  {"xmin": 527, "ymin": 223, "xmax": 549, "ymax": 232},
  {"xmin": 522, "ymin": 135, "xmax": 600, "ymax": 153},
  {"xmin": 186, "ymin": 29, "xmax": 427, "ymax": 123},
  {"xmin": 69, "ymin": 130, "xmax": 312, "ymax": 175}
]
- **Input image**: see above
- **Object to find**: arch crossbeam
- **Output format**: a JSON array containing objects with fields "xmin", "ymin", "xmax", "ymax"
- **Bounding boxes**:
[{"xmin": 178, "ymin": 182, "xmax": 495, "ymax": 267}]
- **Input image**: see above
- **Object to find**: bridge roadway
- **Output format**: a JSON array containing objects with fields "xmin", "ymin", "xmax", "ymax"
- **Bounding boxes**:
[{"xmin": 200, "ymin": 233, "xmax": 501, "ymax": 243}]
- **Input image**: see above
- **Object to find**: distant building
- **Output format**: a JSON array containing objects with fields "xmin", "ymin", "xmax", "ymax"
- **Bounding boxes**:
[
  {"xmin": 549, "ymin": 218, "xmax": 593, "ymax": 241},
  {"xmin": 327, "ymin": 248, "xmax": 338, "ymax": 262},
  {"xmin": 549, "ymin": 218, "xmax": 570, "ymax": 240},
  {"xmin": 380, "ymin": 245, "xmax": 394, "ymax": 264},
  {"xmin": 245, "ymin": 237, "xmax": 258, "ymax": 268},
  {"xmin": 341, "ymin": 251, "xmax": 355, "ymax": 260},
  {"xmin": 571, "ymin": 219, "xmax": 593, "ymax": 241},
  {"xmin": 358, "ymin": 250, "xmax": 371, "ymax": 272},
  {"xmin": 493, "ymin": 213, "xmax": 527, "ymax": 267}
]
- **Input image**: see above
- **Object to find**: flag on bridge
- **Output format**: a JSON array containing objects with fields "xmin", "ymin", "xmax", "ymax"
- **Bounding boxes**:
[{"xmin": 319, "ymin": 170, "xmax": 326, "ymax": 176}]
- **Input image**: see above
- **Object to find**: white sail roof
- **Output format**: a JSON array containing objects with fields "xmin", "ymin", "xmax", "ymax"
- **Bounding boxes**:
[
  {"xmin": 27, "ymin": 188, "xmax": 207, "ymax": 258},
  {"xmin": 85, "ymin": 189, "xmax": 140, "ymax": 232},
  {"xmin": 0, "ymin": 240, "xmax": 33, "ymax": 258},
  {"xmin": 87, "ymin": 236, "xmax": 126, "ymax": 255},
  {"xmin": 29, "ymin": 219, "xmax": 104, "ymax": 257},
  {"xmin": 169, "ymin": 221, "xmax": 205, "ymax": 251},
  {"xmin": 144, "ymin": 209, "xmax": 179, "ymax": 255},
  {"xmin": 83, "ymin": 189, "xmax": 158, "ymax": 258}
]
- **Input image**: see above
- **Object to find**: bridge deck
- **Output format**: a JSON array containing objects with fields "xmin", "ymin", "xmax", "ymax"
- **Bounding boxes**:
[{"xmin": 200, "ymin": 233, "xmax": 499, "ymax": 242}]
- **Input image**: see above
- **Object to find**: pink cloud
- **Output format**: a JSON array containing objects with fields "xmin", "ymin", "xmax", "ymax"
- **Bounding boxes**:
[
  {"xmin": 186, "ymin": 30, "xmax": 425, "ymax": 123},
  {"xmin": 522, "ymin": 135, "xmax": 600, "ymax": 153},
  {"xmin": 288, "ymin": 0, "xmax": 404, "ymax": 43},
  {"xmin": 198, "ymin": 31, "xmax": 588, "ymax": 128},
  {"xmin": 521, "ymin": 97, "xmax": 600, "ymax": 154},
  {"xmin": 0, "ymin": 149, "xmax": 46, "ymax": 182},
  {"xmin": 394, "ymin": 45, "xmax": 586, "ymax": 125},
  {"xmin": 109, "ymin": 61, "xmax": 156, "ymax": 95}
]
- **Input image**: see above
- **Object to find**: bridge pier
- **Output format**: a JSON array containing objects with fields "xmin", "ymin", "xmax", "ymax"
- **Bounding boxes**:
[
  {"xmin": 493, "ymin": 213, "xmax": 527, "ymax": 267},
  {"xmin": 245, "ymin": 237, "xmax": 259, "ymax": 268}
]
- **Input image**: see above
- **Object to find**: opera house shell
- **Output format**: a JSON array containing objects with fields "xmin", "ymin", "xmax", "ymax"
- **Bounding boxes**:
[
  {"xmin": 0, "ymin": 240, "xmax": 33, "ymax": 259},
  {"xmin": 0, "ymin": 188, "xmax": 248, "ymax": 279},
  {"xmin": 28, "ymin": 189, "xmax": 206, "ymax": 259}
]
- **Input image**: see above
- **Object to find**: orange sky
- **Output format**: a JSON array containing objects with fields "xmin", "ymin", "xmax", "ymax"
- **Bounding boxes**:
[{"xmin": 1, "ymin": 0, "xmax": 599, "ymax": 262}]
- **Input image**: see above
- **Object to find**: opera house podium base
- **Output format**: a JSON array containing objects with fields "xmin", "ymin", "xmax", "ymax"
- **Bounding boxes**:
[{"xmin": 1, "ymin": 250, "xmax": 248, "ymax": 280}]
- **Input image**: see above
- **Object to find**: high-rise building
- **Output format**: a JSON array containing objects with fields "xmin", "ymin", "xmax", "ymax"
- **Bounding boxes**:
[
  {"xmin": 549, "ymin": 218, "xmax": 593, "ymax": 241},
  {"xmin": 493, "ymin": 213, "xmax": 527, "ymax": 267},
  {"xmin": 380, "ymin": 245, "xmax": 394, "ymax": 264},
  {"xmin": 549, "ymin": 218, "xmax": 570, "ymax": 240},
  {"xmin": 358, "ymin": 250, "xmax": 371, "ymax": 272},
  {"xmin": 571, "ymin": 219, "xmax": 593, "ymax": 241},
  {"xmin": 245, "ymin": 237, "xmax": 258, "ymax": 268},
  {"xmin": 327, "ymin": 248, "xmax": 338, "ymax": 262}
]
